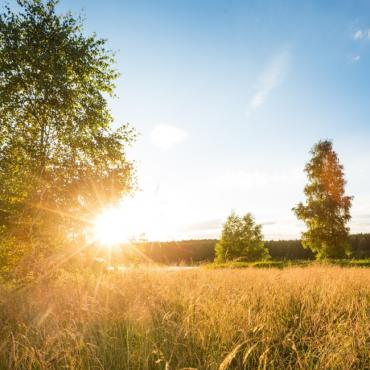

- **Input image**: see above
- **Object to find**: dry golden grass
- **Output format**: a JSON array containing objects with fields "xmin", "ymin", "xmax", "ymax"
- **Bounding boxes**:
[{"xmin": 0, "ymin": 266, "xmax": 369, "ymax": 369}]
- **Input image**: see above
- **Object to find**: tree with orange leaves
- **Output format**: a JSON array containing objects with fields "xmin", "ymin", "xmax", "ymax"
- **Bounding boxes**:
[{"xmin": 293, "ymin": 140, "xmax": 353, "ymax": 259}]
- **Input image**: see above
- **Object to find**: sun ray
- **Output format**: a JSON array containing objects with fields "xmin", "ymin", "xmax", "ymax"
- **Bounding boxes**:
[{"xmin": 93, "ymin": 207, "xmax": 130, "ymax": 246}]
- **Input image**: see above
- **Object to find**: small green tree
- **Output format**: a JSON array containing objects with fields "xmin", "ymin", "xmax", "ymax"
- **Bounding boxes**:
[
  {"xmin": 215, "ymin": 212, "xmax": 269, "ymax": 262},
  {"xmin": 0, "ymin": 0, "xmax": 134, "ymax": 277},
  {"xmin": 293, "ymin": 140, "xmax": 353, "ymax": 259}
]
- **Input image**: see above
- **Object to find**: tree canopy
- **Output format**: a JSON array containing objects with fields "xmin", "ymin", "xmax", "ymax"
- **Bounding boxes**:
[
  {"xmin": 293, "ymin": 140, "xmax": 352, "ymax": 259},
  {"xmin": 0, "ymin": 0, "xmax": 135, "ymax": 276},
  {"xmin": 215, "ymin": 212, "xmax": 270, "ymax": 262}
]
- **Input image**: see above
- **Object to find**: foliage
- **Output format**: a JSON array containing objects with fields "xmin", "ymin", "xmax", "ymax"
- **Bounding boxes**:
[
  {"xmin": 0, "ymin": 0, "xmax": 134, "ymax": 277},
  {"xmin": 349, "ymin": 233, "xmax": 370, "ymax": 259},
  {"xmin": 293, "ymin": 140, "xmax": 353, "ymax": 259},
  {"xmin": 124, "ymin": 239, "xmax": 218, "ymax": 265},
  {"xmin": 111, "ymin": 235, "xmax": 370, "ymax": 265},
  {"xmin": 264, "ymin": 239, "xmax": 315, "ymax": 260},
  {"xmin": 215, "ymin": 212, "xmax": 269, "ymax": 262},
  {"xmin": 0, "ymin": 267, "xmax": 369, "ymax": 369}
]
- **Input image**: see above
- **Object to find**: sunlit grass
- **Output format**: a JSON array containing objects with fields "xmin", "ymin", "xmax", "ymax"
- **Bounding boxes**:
[{"xmin": 0, "ymin": 266, "xmax": 369, "ymax": 369}]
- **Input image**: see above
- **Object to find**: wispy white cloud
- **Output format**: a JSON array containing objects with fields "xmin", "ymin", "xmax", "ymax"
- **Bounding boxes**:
[
  {"xmin": 212, "ymin": 169, "xmax": 304, "ymax": 189},
  {"xmin": 249, "ymin": 51, "xmax": 290, "ymax": 111},
  {"xmin": 150, "ymin": 124, "xmax": 188, "ymax": 150},
  {"xmin": 180, "ymin": 219, "xmax": 223, "ymax": 233},
  {"xmin": 352, "ymin": 28, "xmax": 370, "ymax": 40},
  {"xmin": 353, "ymin": 29, "xmax": 364, "ymax": 40},
  {"xmin": 351, "ymin": 55, "xmax": 361, "ymax": 62}
]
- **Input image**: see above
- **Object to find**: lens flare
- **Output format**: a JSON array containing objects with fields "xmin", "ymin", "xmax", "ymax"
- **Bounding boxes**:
[{"xmin": 93, "ymin": 208, "xmax": 129, "ymax": 246}]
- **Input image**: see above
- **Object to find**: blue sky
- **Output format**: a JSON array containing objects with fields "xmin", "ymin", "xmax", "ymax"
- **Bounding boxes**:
[{"xmin": 9, "ymin": 0, "xmax": 370, "ymax": 240}]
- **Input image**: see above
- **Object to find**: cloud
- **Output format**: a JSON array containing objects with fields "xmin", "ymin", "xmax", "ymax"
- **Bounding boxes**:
[
  {"xmin": 150, "ymin": 124, "xmax": 188, "ymax": 150},
  {"xmin": 353, "ymin": 214, "xmax": 370, "ymax": 220},
  {"xmin": 353, "ymin": 30, "xmax": 363, "ymax": 40},
  {"xmin": 181, "ymin": 219, "xmax": 223, "ymax": 232},
  {"xmin": 210, "ymin": 169, "xmax": 304, "ymax": 190},
  {"xmin": 261, "ymin": 221, "xmax": 277, "ymax": 226},
  {"xmin": 352, "ymin": 55, "xmax": 361, "ymax": 62},
  {"xmin": 353, "ymin": 28, "xmax": 370, "ymax": 40},
  {"xmin": 249, "ymin": 51, "xmax": 290, "ymax": 110}
]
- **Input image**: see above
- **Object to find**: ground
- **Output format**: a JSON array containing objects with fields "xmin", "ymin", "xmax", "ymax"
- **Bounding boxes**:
[{"xmin": 0, "ymin": 266, "xmax": 369, "ymax": 369}]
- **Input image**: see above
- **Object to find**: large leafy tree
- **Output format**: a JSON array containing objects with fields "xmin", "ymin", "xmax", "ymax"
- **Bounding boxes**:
[
  {"xmin": 215, "ymin": 212, "xmax": 269, "ymax": 262},
  {"xmin": 0, "ymin": 0, "xmax": 134, "ymax": 275},
  {"xmin": 293, "ymin": 140, "xmax": 353, "ymax": 259}
]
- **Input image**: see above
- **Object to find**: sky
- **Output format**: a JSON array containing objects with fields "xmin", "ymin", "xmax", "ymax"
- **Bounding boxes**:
[{"xmin": 9, "ymin": 0, "xmax": 370, "ymax": 241}]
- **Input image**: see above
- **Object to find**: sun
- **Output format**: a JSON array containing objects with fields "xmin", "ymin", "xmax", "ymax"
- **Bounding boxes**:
[
  {"xmin": 91, "ymin": 193, "xmax": 184, "ymax": 247},
  {"xmin": 93, "ymin": 207, "xmax": 130, "ymax": 246}
]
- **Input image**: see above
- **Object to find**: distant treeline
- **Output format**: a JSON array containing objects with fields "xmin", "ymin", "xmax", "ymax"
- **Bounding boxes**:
[{"xmin": 132, "ymin": 234, "xmax": 370, "ymax": 264}]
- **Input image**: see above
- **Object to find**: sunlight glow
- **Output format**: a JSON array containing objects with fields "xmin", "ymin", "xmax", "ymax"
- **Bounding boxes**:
[
  {"xmin": 93, "ymin": 208, "xmax": 130, "ymax": 246},
  {"xmin": 91, "ymin": 191, "xmax": 183, "ymax": 246}
]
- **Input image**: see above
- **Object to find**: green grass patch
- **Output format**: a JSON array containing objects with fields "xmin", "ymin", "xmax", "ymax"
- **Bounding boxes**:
[{"xmin": 205, "ymin": 259, "xmax": 370, "ymax": 269}]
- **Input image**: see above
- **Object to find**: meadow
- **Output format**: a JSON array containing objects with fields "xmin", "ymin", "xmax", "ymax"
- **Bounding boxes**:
[{"xmin": 0, "ymin": 266, "xmax": 369, "ymax": 370}]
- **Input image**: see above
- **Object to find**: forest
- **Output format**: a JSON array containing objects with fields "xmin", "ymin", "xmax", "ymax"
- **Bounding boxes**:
[{"xmin": 119, "ymin": 233, "xmax": 370, "ymax": 264}]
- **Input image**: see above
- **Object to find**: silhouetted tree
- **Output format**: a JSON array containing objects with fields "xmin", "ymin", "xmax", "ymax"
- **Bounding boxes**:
[
  {"xmin": 215, "ymin": 212, "xmax": 269, "ymax": 262},
  {"xmin": 293, "ymin": 140, "xmax": 352, "ymax": 259}
]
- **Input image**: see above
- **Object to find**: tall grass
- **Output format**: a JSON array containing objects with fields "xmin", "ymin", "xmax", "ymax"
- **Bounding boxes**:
[{"xmin": 0, "ymin": 266, "xmax": 369, "ymax": 369}]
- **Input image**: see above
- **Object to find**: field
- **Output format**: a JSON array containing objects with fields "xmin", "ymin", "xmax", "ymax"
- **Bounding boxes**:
[{"xmin": 0, "ymin": 266, "xmax": 369, "ymax": 370}]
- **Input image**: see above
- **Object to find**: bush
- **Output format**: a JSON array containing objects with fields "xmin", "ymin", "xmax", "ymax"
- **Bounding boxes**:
[{"xmin": 215, "ymin": 212, "xmax": 270, "ymax": 262}]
